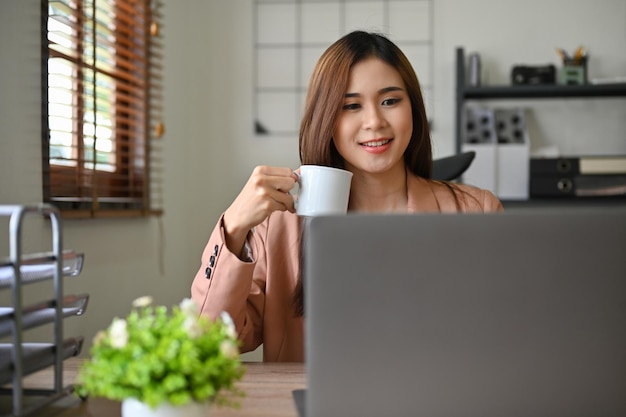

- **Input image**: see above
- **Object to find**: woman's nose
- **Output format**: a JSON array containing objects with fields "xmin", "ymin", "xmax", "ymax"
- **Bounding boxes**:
[{"xmin": 362, "ymin": 105, "xmax": 386, "ymax": 130}]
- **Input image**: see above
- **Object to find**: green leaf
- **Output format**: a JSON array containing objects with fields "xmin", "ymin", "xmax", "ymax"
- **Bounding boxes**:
[{"xmin": 77, "ymin": 298, "xmax": 246, "ymax": 408}]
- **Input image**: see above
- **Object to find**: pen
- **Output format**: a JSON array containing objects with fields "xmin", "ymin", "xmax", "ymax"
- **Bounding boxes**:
[
  {"xmin": 573, "ymin": 46, "xmax": 585, "ymax": 64},
  {"xmin": 555, "ymin": 48, "xmax": 570, "ymax": 62}
]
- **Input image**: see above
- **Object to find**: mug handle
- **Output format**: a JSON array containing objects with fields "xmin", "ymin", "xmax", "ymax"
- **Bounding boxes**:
[{"xmin": 291, "ymin": 168, "xmax": 302, "ymax": 209}]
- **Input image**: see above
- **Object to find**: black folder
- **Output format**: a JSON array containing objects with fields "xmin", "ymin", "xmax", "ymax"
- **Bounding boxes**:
[{"xmin": 530, "ymin": 157, "xmax": 626, "ymax": 198}]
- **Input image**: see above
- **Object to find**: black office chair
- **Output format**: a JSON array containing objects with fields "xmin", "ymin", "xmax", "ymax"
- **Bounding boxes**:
[{"xmin": 431, "ymin": 151, "xmax": 475, "ymax": 181}]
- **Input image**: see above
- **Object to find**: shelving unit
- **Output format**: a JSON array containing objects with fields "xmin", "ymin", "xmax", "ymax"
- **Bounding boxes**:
[
  {"xmin": 0, "ymin": 204, "xmax": 88, "ymax": 417},
  {"xmin": 455, "ymin": 47, "xmax": 626, "ymax": 207}
]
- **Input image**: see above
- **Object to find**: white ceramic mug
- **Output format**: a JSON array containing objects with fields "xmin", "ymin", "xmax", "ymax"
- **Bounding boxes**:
[{"xmin": 294, "ymin": 165, "xmax": 353, "ymax": 217}]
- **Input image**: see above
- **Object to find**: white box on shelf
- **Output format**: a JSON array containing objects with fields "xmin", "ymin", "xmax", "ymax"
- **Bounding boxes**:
[
  {"xmin": 462, "ymin": 143, "xmax": 497, "ymax": 192},
  {"xmin": 496, "ymin": 140, "xmax": 529, "ymax": 200},
  {"xmin": 494, "ymin": 108, "xmax": 529, "ymax": 200},
  {"xmin": 461, "ymin": 106, "xmax": 497, "ymax": 193},
  {"xmin": 462, "ymin": 107, "xmax": 530, "ymax": 200}
]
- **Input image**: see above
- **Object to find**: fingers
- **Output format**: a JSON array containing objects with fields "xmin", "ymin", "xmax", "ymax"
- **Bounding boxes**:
[
  {"xmin": 224, "ymin": 165, "xmax": 299, "ymax": 249},
  {"xmin": 253, "ymin": 165, "xmax": 298, "ymax": 193},
  {"xmin": 258, "ymin": 166, "xmax": 297, "ymax": 212},
  {"xmin": 254, "ymin": 177, "xmax": 296, "ymax": 213},
  {"xmin": 253, "ymin": 165, "xmax": 294, "ymax": 178},
  {"xmin": 239, "ymin": 166, "xmax": 298, "ymax": 216},
  {"xmin": 272, "ymin": 187, "xmax": 296, "ymax": 213},
  {"xmin": 253, "ymin": 165, "xmax": 299, "ymax": 182}
]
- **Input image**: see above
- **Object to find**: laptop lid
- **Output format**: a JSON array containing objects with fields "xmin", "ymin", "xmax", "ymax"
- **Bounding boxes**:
[{"xmin": 304, "ymin": 209, "xmax": 626, "ymax": 417}]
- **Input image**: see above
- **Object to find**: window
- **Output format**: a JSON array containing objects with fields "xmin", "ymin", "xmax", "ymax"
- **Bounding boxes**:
[{"xmin": 43, "ymin": 0, "xmax": 164, "ymax": 218}]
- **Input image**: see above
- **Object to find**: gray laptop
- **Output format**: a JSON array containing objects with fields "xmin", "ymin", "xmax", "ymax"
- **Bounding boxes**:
[{"xmin": 303, "ymin": 208, "xmax": 626, "ymax": 417}]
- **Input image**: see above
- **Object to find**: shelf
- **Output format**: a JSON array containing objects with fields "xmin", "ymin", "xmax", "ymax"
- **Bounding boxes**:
[
  {"xmin": 1, "ymin": 204, "xmax": 88, "ymax": 416},
  {"xmin": 0, "ymin": 251, "xmax": 84, "ymax": 289},
  {"xmin": 455, "ymin": 47, "xmax": 626, "ymax": 204},
  {"xmin": 502, "ymin": 197, "xmax": 626, "ymax": 210},
  {"xmin": 455, "ymin": 46, "xmax": 626, "ymax": 155},
  {"xmin": 461, "ymin": 83, "xmax": 626, "ymax": 100},
  {"xmin": 0, "ymin": 337, "xmax": 84, "ymax": 386},
  {"xmin": 0, "ymin": 294, "xmax": 89, "ymax": 337}
]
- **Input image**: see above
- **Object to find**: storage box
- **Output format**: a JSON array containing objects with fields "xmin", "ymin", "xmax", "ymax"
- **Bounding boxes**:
[
  {"xmin": 462, "ymin": 107, "xmax": 530, "ymax": 200},
  {"xmin": 461, "ymin": 106, "xmax": 497, "ymax": 192}
]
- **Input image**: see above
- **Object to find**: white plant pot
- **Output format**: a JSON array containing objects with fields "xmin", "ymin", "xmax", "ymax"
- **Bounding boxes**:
[{"xmin": 121, "ymin": 398, "xmax": 211, "ymax": 417}]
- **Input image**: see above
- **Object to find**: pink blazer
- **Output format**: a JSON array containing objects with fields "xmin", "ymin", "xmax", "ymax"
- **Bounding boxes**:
[{"xmin": 191, "ymin": 175, "xmax": 503, "ymax": 362}]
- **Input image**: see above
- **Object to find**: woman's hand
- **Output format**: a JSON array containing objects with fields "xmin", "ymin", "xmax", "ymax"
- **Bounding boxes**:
[{"xmin": 223, "ymin": 166, "xmax": 298, "ymax": 256}]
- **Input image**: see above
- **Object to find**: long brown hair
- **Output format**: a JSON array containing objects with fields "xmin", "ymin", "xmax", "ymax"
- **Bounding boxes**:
[{"xmin": 293, "ymin": 31, "xmax": 433, "ymax": 316}]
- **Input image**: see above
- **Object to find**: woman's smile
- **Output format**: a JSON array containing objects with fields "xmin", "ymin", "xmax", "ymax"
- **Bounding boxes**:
[{"xmin": 359, "ymin": 138, "xmax": 394, "ymax": 154}]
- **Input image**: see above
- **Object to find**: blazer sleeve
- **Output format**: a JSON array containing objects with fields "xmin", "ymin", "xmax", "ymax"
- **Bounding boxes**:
[
  {"xmin": 480, "ymin": 189, "xmax": 504, "ymax": 212},
  {"xmin": 190, "ymin": 213, "xmax": 267, "ymax": 353}
]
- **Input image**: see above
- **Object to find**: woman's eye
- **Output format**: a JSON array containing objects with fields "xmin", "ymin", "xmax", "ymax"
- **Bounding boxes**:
[
  {"xmin": 343, "ymin": 103, "xmax": 361, "ymax": 111},
  {"xmin": 382, "ymin": 98, "xmax": 400, "ymax": 106}
]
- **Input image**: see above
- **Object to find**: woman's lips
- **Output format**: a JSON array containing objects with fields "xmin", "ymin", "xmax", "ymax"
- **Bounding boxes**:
[{"xmin": 359, "ymin": 138, "xmax": 392, "ymax": 154}]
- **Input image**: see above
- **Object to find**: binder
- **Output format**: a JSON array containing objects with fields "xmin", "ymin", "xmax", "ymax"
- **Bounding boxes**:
[
  {"xmin": 575, "ymin": 175, "xmax": 626, "ymax": 197},
  {"xmin": 531, "ymin": 156, "xmax": 626, "ymax": 176},
  {"xmin": 530, "ymin": 174, "xmax": 626, "ymax": 198},
  {"xmin": 530, "ymin": 156, "xmax": 626, "ymax": 198},
  {"xmin": 530, "ymin": 176, "xmax": 576, "ymax": 197}
]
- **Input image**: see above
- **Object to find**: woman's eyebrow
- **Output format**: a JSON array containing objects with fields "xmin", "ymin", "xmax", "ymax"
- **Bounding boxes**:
[
  {"xmin": 380, "ymin": 86, "xmax": 404, "ymax": 94},
  {"xmin": 344, "ymin": 86, "xmax": 405, "ymax": 98}
]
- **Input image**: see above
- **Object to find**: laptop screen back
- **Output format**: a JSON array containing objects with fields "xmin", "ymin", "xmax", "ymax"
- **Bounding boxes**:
[{"xmin": 304, "ymin": 209, "xmax": 626, "ymax": 417}]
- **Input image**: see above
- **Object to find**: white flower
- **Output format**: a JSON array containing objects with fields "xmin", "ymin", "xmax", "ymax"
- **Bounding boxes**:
[
  {"xmin": 92, "ymin": 330, "xmax": 106, "ymax": 346},
  {"xmin": 183, "ymin": 316, "xmax": 203, "ymax": 339},
  {"xmin": 220, "ymin": 311, "xmax": 237, "ymax": 339},
  {"xmin": 220, "ymin": 339, "xmax": 238, "ymax": 359},
  {"xmin": 109, "ymin": 318, "xmax": 128, "ymax": 348},
  {"xmin": 179, "ymin": 298, "xmax": 199, "ymax": 316},
  {"xmin": 132, "ymin": 295, "xmax": 154, "ymax": 308}
]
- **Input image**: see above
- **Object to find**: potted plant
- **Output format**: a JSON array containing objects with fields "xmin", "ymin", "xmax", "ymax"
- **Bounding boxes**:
[{"xmin": 77, "ymin": 296, "xmax": 245, "ymax": 417}]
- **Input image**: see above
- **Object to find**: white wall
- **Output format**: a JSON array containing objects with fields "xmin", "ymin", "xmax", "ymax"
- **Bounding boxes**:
[
  {"xmin": 433, "ymin": 0, "xmax": 626, "ymax": 157},
  {"xmin": 1, "ymin": 1, "xmax": 625, "ymax": 361}
]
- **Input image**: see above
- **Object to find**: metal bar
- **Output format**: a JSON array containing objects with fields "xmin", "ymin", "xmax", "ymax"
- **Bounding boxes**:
[{"xmin": 4, "ymin": 204, "xmax": 64, "ymax": 416}]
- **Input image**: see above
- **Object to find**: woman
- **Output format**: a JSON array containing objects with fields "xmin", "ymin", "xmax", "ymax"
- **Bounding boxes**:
[{"xmin": 191, "ymin": 31, "xmax": 503, "ymax": 362}]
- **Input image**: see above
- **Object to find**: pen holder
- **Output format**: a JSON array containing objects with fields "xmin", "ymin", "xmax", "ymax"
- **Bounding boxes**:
[{"xmin": 559, "ymin": 57, "xmax": 587, "ymax": 85}]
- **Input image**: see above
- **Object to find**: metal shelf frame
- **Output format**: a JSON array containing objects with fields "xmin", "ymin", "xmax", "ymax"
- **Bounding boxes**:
[
  {"xmin": 0, "ymin": 204, "xmax": 85, "ymax": 417},
  {"xmin": 455, "ymin": 47, "xmax": 626, "ymax": 154}
]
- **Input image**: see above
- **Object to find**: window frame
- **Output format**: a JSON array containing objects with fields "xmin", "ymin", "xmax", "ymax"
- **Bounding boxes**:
[{"xmin": 42, "ymin": 0, "xmax": 163, "ymax": 218}]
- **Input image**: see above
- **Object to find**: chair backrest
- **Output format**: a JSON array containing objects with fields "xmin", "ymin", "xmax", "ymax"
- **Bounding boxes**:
[{"xmin": 431, "ymin": 151, "xmax": 475, "ymax": 181}]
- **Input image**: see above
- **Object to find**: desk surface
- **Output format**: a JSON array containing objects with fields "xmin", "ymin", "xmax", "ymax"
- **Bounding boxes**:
[{"xmin": 3, "ymin": 358, "xmax": 305, "ymax": 417}]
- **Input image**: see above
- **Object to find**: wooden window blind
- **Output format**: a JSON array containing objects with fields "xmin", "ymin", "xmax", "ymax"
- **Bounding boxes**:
[{"xmin": 42, "ymin": 0, "xmax": 164, "ymax": 218}]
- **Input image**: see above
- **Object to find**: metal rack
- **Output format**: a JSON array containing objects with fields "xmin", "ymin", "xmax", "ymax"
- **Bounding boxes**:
[{"xmin": 0, "ymin": 204, "xmax": 88, "ymax": 416}]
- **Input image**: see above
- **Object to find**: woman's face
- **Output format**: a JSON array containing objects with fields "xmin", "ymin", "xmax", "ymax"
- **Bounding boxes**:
[{"xmin": 333, "ymin": 57, "xmax": 413, "ymax": 176}]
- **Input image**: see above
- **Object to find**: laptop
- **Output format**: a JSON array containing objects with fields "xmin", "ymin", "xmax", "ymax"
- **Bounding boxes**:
[{"xmin": 302, "ymin": 208, "xmax": 626, "ymax": 417}]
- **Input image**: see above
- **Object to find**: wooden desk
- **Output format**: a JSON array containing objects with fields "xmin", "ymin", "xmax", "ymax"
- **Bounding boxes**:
[{"xmin": 2, "ymin": 358, "xmax": 305, "ymax": 417}]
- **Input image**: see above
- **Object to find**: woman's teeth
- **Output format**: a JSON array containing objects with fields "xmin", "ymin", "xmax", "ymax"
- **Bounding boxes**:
[{"xmin": 362, "ymin": 139, "xmax": 391, "ymax": 147}]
